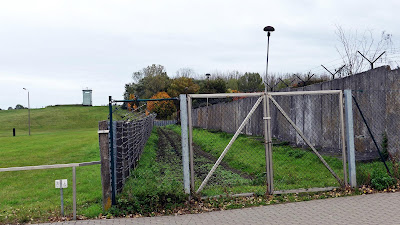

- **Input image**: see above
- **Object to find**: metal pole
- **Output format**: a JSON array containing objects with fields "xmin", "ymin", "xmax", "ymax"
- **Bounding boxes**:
[
  {"xmin": 339, "ymin": 91, "xmax": 348, "ymax": 187},
  {"xmin": 108, "ymin": 96, "xmax": 116, "ymax": 205},
  {"xmin": 344, "ymin": 90, "xmax": 356, "ymax": 188},
  {"xmin": 60, "ymin": 187, "xmax": 64, "ymax": 216},
  {"xmin": 265, "ymin": 33, "xmax": 271, "ymax": 93},
  {"xmin": 187, "ymin": 96, "xmax": 195, "ymax": 192},
  {"xmin": 266, "ymin": 94, "xmax": 274, "ymax": 193},
  {"xmin": 180, "ymin": 94, "xmax": 190, "ymax": 194},
  {"xmin": 264, "ymin": 27, "xmax": 274, "ymax": 194},
  {"xmin": 263, "ymin": 94, "xmax": 273, "ymax": 194},
  {"xmin": 72, "ymin": 166, "xmax": 77, "ymax": 220},
  {"xmin": 28, "ymin": 91, "xmax": 30, "ymax": 136}
]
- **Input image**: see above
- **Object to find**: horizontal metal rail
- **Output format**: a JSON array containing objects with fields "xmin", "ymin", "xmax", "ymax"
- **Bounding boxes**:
[
  {"xmin": 269, "ymin": 90, "xmax": 341, "ymax": 96},
  {"xmin": 200, "ymin": 187, "xmax": 339, "ymax": 200},
  {"xmin": 113, "ymin": 98, "xmax": 178, "ymax": 103},
  {"xmin": 0, "ymin": 161, "xmax": 100, "ymax": 172},
  {"xmin": 189, "ymin": 92, "xmax": 264, "ymax": 98}
]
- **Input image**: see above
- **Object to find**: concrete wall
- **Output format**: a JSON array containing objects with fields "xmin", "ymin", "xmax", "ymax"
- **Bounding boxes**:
[{"xmin": 191, "ymin": 66, "xmax": 400, "ymax": 161}]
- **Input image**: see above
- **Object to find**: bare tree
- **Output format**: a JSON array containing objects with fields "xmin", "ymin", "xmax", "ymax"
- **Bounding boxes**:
[
  {"xmin": 176, "ymin": 67, "xmax": 196, "ymax": 78},
  {"xmin": 335, "ymin": 25, "xmax": 393, "ymax": 76}
]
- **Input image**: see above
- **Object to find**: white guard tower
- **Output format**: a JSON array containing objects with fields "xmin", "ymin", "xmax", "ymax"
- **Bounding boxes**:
[{"xmin": 82, "ymin": 88, "xmax": 92, "ymax": 106}]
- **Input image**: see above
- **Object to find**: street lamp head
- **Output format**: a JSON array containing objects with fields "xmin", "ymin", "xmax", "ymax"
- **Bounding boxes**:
[
  {"xmin": 23, "ymin": 88, "xmax": 26, "ymax": 90},
  {"xmin": 263, "ymin": 26, "xmax": 275, "ymax": 32},
  {"xmin": 264, "ymin": 26, "xmax": 275, "ymax": 37}
]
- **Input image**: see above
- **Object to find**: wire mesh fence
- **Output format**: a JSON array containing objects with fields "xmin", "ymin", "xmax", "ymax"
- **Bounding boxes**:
[
  {"xmin": 351, "ymin": 90, "xmax": 400, "ymax": 186},
  {"xmin": 104, "ymin": 102, "xmax": 156, "ymax": 195},
  {"xmin": 113, "ymin": 115, "xmax": 155, "ymax": 193},
  {"xmin": 189, "ymin": 95, "xmax": 267, "ymax": 196},
  {"xmin": 269, "ymin": 92, "xmax": 346, "ymax": 191},
  {"xmin": 101, "ymin": 98, "xmax": 186, "ymax": 213},
  {"xmin": 187, "ymin": 92, "xmax": 347, "ymax": 196}
]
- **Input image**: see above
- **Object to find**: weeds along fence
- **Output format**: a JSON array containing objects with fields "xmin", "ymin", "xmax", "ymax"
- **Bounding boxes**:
[{"xmin": 99, "ymin": 98, "xmax": 156, "ymax": 210}]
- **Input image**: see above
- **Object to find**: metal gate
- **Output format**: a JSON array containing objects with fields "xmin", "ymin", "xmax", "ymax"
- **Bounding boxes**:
[
  {"xmin": 268, "ymin": 90, "xmax": 347, "ymax": 194},
  {"xmin": 181, "ymin": 91, "xmax": 348, "ymax": 197}
]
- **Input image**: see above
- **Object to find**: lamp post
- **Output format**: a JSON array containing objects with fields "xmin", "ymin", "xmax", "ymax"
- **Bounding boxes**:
[
  {"xmin": 263, "ymin": 26, "xmax": 275, "ymax": 92},
  {"xmin": 23, "ymin": 88, "xmax": 30, "ymax": 136},
  {"xmin": 205, "ymin": 73, "xmax": 211, "ymax": 130},
  {"xmin": 263, "ymin": 26, "xmax": 275, "ymax": 194}
]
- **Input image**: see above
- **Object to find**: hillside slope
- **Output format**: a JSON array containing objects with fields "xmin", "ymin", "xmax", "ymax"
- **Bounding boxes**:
[{"xmin": 0, "ymin": 105, "xmax": 108, "ymax": 137}]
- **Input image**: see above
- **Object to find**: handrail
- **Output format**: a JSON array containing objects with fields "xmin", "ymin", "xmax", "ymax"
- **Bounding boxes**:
[{"xmin": 0, "ymin": 161, "xmax": 100, "ymax": 172}]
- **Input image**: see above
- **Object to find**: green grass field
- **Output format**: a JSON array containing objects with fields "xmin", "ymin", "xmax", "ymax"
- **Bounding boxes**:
[{"xmin": 0, "ymin": 106, "xmax": 108, "ymax": 224}]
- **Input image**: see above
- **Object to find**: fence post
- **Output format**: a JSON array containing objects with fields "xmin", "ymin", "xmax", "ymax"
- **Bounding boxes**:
[
  {"xmin": 98, "ymin": 120, "xmax": 112, "ymax": 211},
  {"xmin": 187, "ymin": 96, "xmax": 195, "ymax": 192},
  {"xmin": 344, "ymin": 90, "xmax": 356, "ymax": 188},
  {"xmin": 180, "ymin": 94, "xmax": 191, "ymax": 194},
  {"xmin": 263, "ymin": 94, "xmax": 274, "ymax": 194}
]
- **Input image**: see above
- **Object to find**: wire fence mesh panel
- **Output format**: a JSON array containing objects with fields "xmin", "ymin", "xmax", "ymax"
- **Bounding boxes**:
[
  {"xmin": 108, "ymin": 103, "xmax": 156, "ymax": 194},
  {"xmin": 351, "ymin": 90, "xmax": 400, "ymax": 187},
  {"xmin": 106, "ymin": 99, "xmax": 187, "ymax": 213},
  {"xmin": 188, "ymin": 95, "xmax": 266, "ymax": 197},
  {"xmin": 269, "ymin": 91, "xmax": 346, "ymax": 191}
]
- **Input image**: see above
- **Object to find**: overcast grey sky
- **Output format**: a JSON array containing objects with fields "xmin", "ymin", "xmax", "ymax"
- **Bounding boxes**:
[{"xmin": 1, "ymin": 0, "xmax": 399, "ymax": 109}]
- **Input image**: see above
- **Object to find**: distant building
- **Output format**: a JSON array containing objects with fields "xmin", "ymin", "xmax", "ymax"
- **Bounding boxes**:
[{"xmin": 82, "ymin": 89, "xmax": 92, "ymax": 106}]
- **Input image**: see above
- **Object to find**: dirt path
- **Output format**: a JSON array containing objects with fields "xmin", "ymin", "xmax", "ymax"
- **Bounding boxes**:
[{"xmin": 158, "ymin": 127, "xmax": 254, "ymax": 183}]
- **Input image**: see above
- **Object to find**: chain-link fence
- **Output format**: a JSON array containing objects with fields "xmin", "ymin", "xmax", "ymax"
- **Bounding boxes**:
[
  {"xmin": 185, "ymin": 91, "xmax": 347, "ymax": 197},
  {"xmin": 189, "ymin": 95, "xmax": 266, "ymax": 197},
  {"xmin": 269, "ymin": 91, "xmax": 346, "ymax": 191},
  {"xmin": 351, "ymin": 90, "xmax": 400, "ymax": 186}
]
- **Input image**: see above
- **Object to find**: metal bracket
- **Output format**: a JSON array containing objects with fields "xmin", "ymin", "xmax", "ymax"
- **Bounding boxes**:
[{"xmin": 98, "ymin": 130, "xmax": 109, "ymax": 134}]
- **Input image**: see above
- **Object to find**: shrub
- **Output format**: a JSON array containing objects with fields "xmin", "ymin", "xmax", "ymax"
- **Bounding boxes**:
[
  {"xmin": 147, "ymin": 92, "xmax": 176, "ymax": 119},
  {"xmin": 370, "ymin": 169, "xmax": 396, "ymax": 190}
]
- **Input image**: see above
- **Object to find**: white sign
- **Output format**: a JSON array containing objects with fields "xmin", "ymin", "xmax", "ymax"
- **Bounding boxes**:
[{"xmin": 55, "ymin": 179, "xmax": 68, "ymax": 189}]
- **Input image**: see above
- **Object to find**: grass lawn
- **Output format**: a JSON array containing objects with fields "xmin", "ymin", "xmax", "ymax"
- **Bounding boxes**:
[{"xmin": 0, "ymin": 106, "xmax": 108, "ymax": 224}]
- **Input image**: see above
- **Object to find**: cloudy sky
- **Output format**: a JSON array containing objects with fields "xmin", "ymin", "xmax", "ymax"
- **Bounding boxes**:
[{"xmin": 1, "ymin": 0, "xmax": 399, "ymax": 109}]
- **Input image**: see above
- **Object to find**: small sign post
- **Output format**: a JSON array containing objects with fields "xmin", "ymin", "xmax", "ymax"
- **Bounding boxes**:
[{"xmin": 55, "ymin": 179, "xmax": 68, "ymax": 216}]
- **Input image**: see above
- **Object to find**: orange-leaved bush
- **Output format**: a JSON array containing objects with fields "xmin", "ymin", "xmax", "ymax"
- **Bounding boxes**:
[
  {"xmin": 147, "ymin": 92, "xmax": 176, "ymax": 119},
  {"xmin": 127, "ymin": 94, "xmax": 138, "ymax": 111},
  {"xmin": 230, "ymin": 90, "xmax": 245, "ymax": 101}
]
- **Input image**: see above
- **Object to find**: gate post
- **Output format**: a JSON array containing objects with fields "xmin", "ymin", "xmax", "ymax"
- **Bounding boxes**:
[
  {"xmin": 344, "ymin": 90, "xmax": 356, "ymax": 188},
  {"xmin": 180, "ymin": 94, "xmax": 191, "ymax": 194},
  {"xmin": 263, "ymin": 93, "xmax": 274, "ymax": 194},
  {"xmin": 98, "ymin": 120, "xmax": 112, "ymax": 211}
]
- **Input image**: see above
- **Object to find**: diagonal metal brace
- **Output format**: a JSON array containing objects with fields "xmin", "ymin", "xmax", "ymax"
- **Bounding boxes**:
[{"xmin": 268, "ymin": 95, "xmax": 344, "ymax": 186}]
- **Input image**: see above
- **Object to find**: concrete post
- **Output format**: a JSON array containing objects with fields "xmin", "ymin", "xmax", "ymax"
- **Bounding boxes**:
[
  {"xmin": 98, "ymin": 121, "xmax": 112, "ymax": 211},
  {"xmin": 180, "ymin": 94, "xmax": 191, "ymax": 194},
  {"xmin": 344, "ymin": 90, "xmax": 357, "ymax": 188}
]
